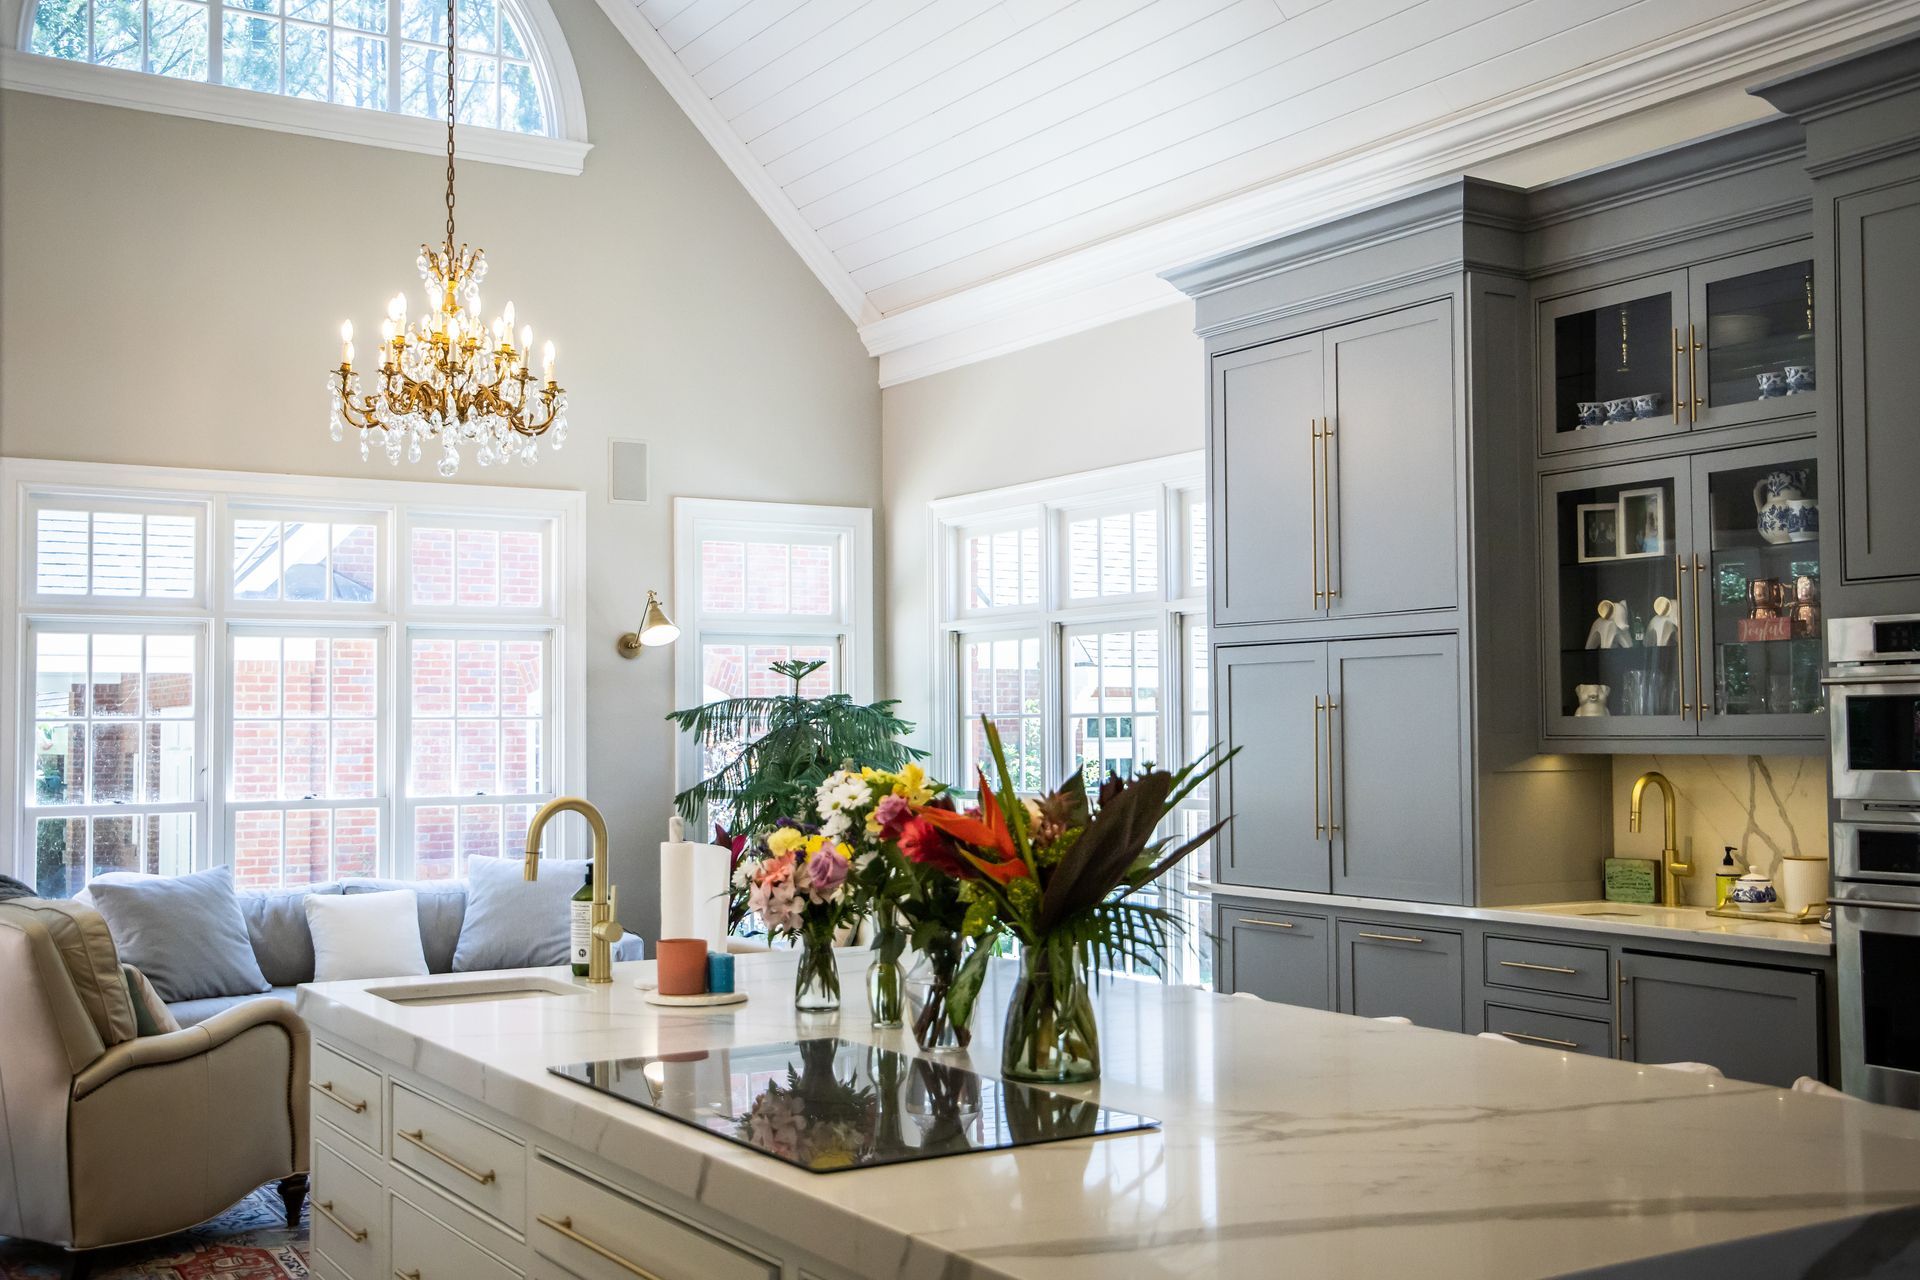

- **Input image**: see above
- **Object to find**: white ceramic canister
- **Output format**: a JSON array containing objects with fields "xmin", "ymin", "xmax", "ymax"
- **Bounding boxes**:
[{"xmin": 1779, "ymin": 856, "xmax": 1830, "ymax": 915}]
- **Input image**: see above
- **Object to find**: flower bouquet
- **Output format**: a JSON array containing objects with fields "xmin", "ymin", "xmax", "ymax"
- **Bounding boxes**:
[
  {"xmin": 895, "ymin": 722, "xmax": 1232, "ymax": 1083},
  {"xmin": 737, "ymin": 1039, "xmax": 877, "ymax": 1171},
  {"xmin": 736, "ymin": 822, "xmax": 864, "ymax": 1011}
]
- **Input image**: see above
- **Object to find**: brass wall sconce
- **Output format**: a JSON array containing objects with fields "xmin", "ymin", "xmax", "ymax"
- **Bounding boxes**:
[{"xmin": 618, "ymin": 590, "xmax": 679, "ymax": 658}]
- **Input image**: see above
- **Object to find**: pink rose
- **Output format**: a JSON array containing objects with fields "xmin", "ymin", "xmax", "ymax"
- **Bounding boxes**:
[
  {"xmin": 874, "ymin": 794, "xmax": 914, "ymax": 838},
  {"xmin": 797, "ymin": 842, "xmax": 850, "ymax": 903}
]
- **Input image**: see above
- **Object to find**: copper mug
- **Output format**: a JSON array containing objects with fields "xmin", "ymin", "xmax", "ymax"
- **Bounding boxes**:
[
  {"xmin": 1793, "ymin": 602, "xmax": 1820, "ymax": 638},
  {"xmin": 1749, "ymin": 578, "xmax": 1784, "ymax": 613},
  {"xmin": 1794, "ymin": 574, "xmax": 1818, "ymax": 603}
]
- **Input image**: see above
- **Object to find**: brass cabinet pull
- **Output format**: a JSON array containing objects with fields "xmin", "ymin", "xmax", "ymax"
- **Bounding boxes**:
[
  {"xmin": 1502, "ymin": 1030, "xmax": 1581, "ymax": 1050},
  {"xmin": 1498, "ymin": 959, "xmax": 1578, "ymax": 976},
  {"xmin": 1688, "ymin": 323, "xmax": 1702, "ymax": 420},
  {"xmin": 397, "ymin": 1128, "xmax": 496, "ymax": 1185},
  {"xmin": 1310, "ymin": 418, "xmax": 1324, "ymax": 607},
  {"xmin": 537, "ymin": 1214, "xmax": 664, "ymax": 1280},
  {"xmin": 1321, "ymin": 418, "xmax": 1339, "ymax": 605},
  {"xmin": 314, "ymin": 1200, "xmax": 368, "ymax": 1244},
  {"xmin": 1239, "ymin": 917, "xmax": 1295, "ymax": 929},
  {"xmin": 1691, "ymin": 553, "xmax": 1707, "ymax": 722},
  {"xmin": 1313, "ymin": 696, "xmax": 1326, "ymax": 837},
  {"xmin": 1357, "ymin": 931, "xmax": 1422, "ymax": 944},
  {"xmin": 1325, "ymin": 698, "xmax": 1341, "ymax": 835},
  {"xmin": 313, "ymin": 1080, "xmax": 367, "ymax": 1114},
  {"xmin": 1671, "ymin": 327, "xmax": 1683, "ymax": 425},
  {"xmin": 1674, "ymin": 555, "xmax": 1691, "ymax": 716}
]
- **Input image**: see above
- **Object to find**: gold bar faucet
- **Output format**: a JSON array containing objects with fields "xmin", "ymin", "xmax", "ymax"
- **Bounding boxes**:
[
  {"xmin": 1628, "ymin": 771, "xmax": 1691, "ymax": 907},
  {"xmin": 524, "ymin": 797, "xmax": 623, "ymax": 984}
]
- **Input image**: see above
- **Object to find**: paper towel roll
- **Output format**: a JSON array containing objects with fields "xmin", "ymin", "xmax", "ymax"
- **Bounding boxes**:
[
  {"xmin": 660, "ymin": 816, "xmax": 696, "ymax": 942},
  {"xmin": 690, "ymin": 842, "xmax": 731, "ymax": 952}
]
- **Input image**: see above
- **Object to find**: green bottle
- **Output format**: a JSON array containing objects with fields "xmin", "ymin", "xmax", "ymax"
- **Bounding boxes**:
[{"xmin": 570, "ymin": 867, "xmax": 593, "ymax": 977}]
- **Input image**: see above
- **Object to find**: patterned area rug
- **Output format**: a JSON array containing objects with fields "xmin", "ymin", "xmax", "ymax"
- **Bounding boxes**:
[{"xmin": 0, "ymin": 1188, "xmax": 309, "ymax": 1280}]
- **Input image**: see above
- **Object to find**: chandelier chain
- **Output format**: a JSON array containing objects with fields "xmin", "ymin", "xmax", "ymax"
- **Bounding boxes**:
[{"xmin": 444, "ymin": 0, "xmax": 456, "ymax": 254}]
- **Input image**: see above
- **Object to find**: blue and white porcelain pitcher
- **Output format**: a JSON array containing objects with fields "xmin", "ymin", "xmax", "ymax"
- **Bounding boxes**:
[{"xmin": 1754, "ymin": 469, "xmax": 1810, "ymax": 545}]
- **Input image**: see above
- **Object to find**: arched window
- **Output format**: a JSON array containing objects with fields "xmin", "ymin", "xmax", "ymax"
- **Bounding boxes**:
[{"xmin": 12, "ymin": 0, "xmax": 588, "ymax": 168}]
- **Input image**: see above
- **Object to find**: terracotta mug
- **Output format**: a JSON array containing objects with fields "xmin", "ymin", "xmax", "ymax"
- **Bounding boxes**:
[{"xmin": 656, "ymin": 938, "xmax": 709, "ymax": 997}]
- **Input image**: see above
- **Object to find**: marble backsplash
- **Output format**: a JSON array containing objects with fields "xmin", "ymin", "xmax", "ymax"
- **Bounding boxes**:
[{"xmin": 1609, "ymin": 754, "xmax": 1829, "ymax": 906}]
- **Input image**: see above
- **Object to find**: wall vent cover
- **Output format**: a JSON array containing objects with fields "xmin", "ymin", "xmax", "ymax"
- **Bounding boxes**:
[{"xmin": 609, "ymin": 439, "xmax": 649, "ymax": 504}]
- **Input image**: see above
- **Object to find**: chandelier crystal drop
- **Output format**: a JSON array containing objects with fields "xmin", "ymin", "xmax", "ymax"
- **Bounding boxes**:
[{"xmin": 329, "ymin": 0, "xmax": 565, "ymax": 477}]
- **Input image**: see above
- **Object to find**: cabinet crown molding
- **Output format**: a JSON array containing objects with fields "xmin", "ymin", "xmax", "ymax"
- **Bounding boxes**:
[{"xmin": 1751, "ymin": 31, "xmax": 1920, "ymax": 121}]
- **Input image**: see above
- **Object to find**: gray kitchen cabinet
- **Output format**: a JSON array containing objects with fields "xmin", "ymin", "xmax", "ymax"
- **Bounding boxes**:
[
  {"xmin": 1618, "ymin": 951, "xmax": 1824, "ymax": 1086},
  {"xmin": 1214, "ymin": 642, "xmax": 1330, "ymax": 892},
  {"xmin": 1483, "ymin": 1003, "xmax": 1614, "ymax": 1057},
  {"xmin": 1337, "ymin": 919, "xmax": 1465, "ymax": 1032},
  {"xmin": 1537, "ymin": 270, "xmax": 1692, "ymax": 455},
  {"xmin": 1215, "ymin": 634, "xmax": 1466, "ymax": 902},
  {"xmin": 1217, "ymin": 905, "xmax": 1333, "ymax": 1010},
  {"xmin": 1322, "ymin": 301, "xmax": 1459, "ymax": 619},
  {"xmin": 1212, "ymin": 334, "xmax": 1325, "ymax": 626},
  {"xmin": 1330, "ymin": 633, "xmax": 1467, "ymax": 902}
]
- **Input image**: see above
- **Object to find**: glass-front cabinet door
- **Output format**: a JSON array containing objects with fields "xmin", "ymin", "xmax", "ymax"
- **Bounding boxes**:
[
  {"xmin": 1689, "ymin": 245, "xmax": 1818, "ymax": 432},
  {"xmin": 1692, "ymin": 443, "xmax": 1825, "ymax": 738},
  {"xmin": 1541, "ymin": 459, "xmax": 1694, "ymax": 738},
  {"xmin": 1539, "ymin": 271, "xmax": 1690, "ymax": 455}
]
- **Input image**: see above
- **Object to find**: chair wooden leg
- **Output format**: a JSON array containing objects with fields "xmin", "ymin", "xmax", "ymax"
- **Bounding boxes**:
[{"xmin": 276, "ymin": 1173, "xmax": 309, "ymax": 1228}]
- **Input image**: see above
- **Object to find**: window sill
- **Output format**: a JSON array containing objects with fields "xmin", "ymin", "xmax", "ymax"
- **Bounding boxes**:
[{"xmin": 0, "ymin": 49, "xmax": 591, "ymax": 175}]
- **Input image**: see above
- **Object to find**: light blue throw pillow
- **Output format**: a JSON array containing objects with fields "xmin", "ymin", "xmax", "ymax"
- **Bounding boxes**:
[
  {"xmin": 451, "ymin": 855, "xmax": 591, "ymax": 972},
  {"xmin": 87, "ymin": 865, "xmax": 271, "ymax": 1003}
]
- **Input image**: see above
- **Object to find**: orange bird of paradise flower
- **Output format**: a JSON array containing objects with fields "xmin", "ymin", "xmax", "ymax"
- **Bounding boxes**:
[{"xmin": 914, "ymin": 773, "xmax": 1031, "ymax": 883}]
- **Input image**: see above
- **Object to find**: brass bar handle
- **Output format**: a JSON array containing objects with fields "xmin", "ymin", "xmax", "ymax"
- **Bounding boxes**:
[
  {"xmin": 1689, "ymin": 323, "xmax": 1703, "ymax": 420},
  {"xmin": 1357, "ymin": 931, "xmax": 1423, "ymax": 944},
  {"xmin": 1325, "ymin": 698, "xmax": 1341, "ymax": 835},
  {"xmin": 1498, "ymin": 959, "xmax": 1577, "ymax": 975},
  {"xmin": 1313, "ymin": 696, "xmax": 1325, "ymax": 837},
  {"xmin": 1239, "ymin": 917, "xmax": 1295, "ymax": 929},
  {"xmin": 1502, "ymin": 1030, "xmax": 1581, "ymax": 1050},
  {"xmin": 1691, "ymin": 553, "xmax": 1707, "ymax": 722},
  {"xmin": 397, "ymin": 1128, "xmax": 496, "ymax": 1185},
  {"xmin": 537, "ymin": 1214, "xmax": 664, "ymax": 1280},
  {"xmin": 1310, "ymin": 418, "xmax": 1324, "ymax": 607},
  {"xmin": 313, "ymin": 1080, "xmax": 367, "ymax": 1114},
  {"xmin": 1674, "ymin": 555, "xmax": 1691, "ymax": 716},
  {"xmin": 1321, "ymin": 418, "xmax": 1339, "ymax": 605},
  {"xmin": 315, "ymin": 1200, "xmax": 368, "ymax": 1244},
  {"xmin": 1671, "ymin": 328, "xmax": 1682, "ymax": 425}
]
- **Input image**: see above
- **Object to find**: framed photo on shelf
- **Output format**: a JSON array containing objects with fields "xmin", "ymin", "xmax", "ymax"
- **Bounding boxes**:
[
  {"xmin": 1618, "ymin": 487, "xmax": 1667, "ymax": 559},
  {"xmin": 1577, "ymin": 503, "xmax": 1619, "ymax": 563}
]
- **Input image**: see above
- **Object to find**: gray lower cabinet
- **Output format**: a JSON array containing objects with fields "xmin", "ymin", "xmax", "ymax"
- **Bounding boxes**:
[
  {"xmin": 1618, "ymin": 951, "xmax": 1823, "ymax": 1086},
  {"xmin": 1218, "ymin": 906, "xmax": 1332, "ymax": 1010},
  {"xmin": 1215, "ymin": 643, "xmax": 1330, "ymax": 891},
  {"xmin": 1483, "ymin": 1003, "xmax": 1614, "ymax": 1057},
  {"xmin": 1336, "ymin": 919, "xmax": 1465, "ymax": 1032}
]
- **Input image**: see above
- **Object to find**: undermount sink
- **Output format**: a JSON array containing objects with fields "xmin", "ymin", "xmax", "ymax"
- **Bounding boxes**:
[{"xmin": 366, "ymin": 974, "xmax": 583, "ymax": 1007}]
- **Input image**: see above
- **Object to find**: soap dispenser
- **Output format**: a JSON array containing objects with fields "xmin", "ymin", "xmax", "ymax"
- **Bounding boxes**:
[{"xmin": 1714, "ymin": 847, "xmax": 1742, "ymax": 909}]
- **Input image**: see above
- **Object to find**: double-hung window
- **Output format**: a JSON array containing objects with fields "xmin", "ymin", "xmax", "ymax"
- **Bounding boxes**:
[
  {"xmin": 932, "ymin": 455, "xmax": 1209, "ymax": 983},
  {"xmin": 3, "ymin": 460, "xmax": 584, "ymax": 895}
]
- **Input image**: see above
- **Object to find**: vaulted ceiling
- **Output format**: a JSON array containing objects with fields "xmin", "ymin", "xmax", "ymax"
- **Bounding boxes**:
[{"xmin": 591, "ymin": 0, "xmax": 1920, "ymax": 383}]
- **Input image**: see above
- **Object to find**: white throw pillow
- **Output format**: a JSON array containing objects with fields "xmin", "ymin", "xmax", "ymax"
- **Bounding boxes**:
[{"xmin": 305, "ymin": 889, "xmax": 430, "ymax": 983}]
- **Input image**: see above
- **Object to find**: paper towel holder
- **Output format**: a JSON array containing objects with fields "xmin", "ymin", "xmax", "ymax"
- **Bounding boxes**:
[{"xmin": 618, "ymin": 590, "xmax": 679, "ymax": 658}]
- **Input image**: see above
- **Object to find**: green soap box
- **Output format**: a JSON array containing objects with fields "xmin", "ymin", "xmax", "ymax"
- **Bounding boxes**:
[{"xmin": 1604, "ymin": 858, "xmax": 1658, "ymax": 905}]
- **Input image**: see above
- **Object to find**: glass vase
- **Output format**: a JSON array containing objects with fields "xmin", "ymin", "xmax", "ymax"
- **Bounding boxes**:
[
  {"xmin": 867, "ymin": 953, "xmax": 904, "ymax": 1029},
  {"xmin": 1001, "ymin": 942, "xmax": 1099, "ymax": 1084},
  {"xmin": 905, "ymin": 936, "xmax": 973, "ymax": 1053},
  {"xmin": 793, "ymin": 931, "xmax": 841, "ymax": 1013}
]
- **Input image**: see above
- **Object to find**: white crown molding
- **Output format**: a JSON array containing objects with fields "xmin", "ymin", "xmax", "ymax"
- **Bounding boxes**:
[
  {"xmin": 0, "ymin": 48, "xmax": 593, "ymax": 174},
  {"xmin": 861, "ymin": 0, "xmax": 1920, "ymax": 386},
  {"xmin": 587, "ymin": 0, "xmax": 880, "ymax": 328}
]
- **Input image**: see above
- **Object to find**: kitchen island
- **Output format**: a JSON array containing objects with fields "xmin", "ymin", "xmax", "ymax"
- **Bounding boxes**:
[{"xmin": 297, "ymin": 950, "xmax": 1920, "ymax": 1280}]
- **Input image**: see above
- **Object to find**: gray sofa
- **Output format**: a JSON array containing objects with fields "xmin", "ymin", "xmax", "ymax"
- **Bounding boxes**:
[{"xmin": 93, "ymin": 878, "xmax": 641, "ymax": 1027}]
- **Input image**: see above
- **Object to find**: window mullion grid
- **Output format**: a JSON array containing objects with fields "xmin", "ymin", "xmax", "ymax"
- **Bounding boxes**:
[{"xmin": 207, "ymin": 0, "xmax": 222, "ymax": 87}]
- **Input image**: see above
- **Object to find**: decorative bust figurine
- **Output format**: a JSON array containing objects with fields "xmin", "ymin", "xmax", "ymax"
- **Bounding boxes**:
[
  {"xmin": 1574, "ymin": 684, "xmax": 1611, "ymax": 716},
  {"xmin": 1644, "ymin": 596, "xmax": 1679, "ymax": 647},
  {"xmin": 1585, "ymin": 600, "xmax": 1634, "ymax": 650}
]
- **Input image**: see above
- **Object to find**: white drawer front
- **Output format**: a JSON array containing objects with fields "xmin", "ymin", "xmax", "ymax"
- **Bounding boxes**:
[
  {"xmin": 312, "ymin": 1041, "xmax": 384, "ymax": 1153},
  {"xmin": 391, "ymin": 1191, "xmax": 521, "ymax": 1280},
  {"xmin": 314, "ymin": 1139, "xmax": 385, "ymax": 1280},
  {"xmin": 529, "ymin": 1155, "xmax": 776, "ymax": 1280},
  {"xmin": 391, "ymin": 1084, "xmax": 526, "ymax": 1230}
]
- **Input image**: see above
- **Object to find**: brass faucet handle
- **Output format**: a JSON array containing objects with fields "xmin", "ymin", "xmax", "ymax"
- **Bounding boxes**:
[{"xmin": 594, "ymin": 884, "xmax": 623, "ymax": 944}]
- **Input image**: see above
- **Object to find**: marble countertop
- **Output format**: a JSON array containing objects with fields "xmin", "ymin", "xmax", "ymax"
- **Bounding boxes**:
[
  {"xmin": 1198, "ymin": 883, "xmax": 1833, "ymax": 955},
  {"xmin": 298, "ymin": 950, "xmax": 1920, "ymax": 1280}
]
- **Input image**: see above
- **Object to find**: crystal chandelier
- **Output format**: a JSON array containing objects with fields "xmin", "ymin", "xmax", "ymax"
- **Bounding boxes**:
[{"xmin": 329, "ymin": 0, "xmax": 565, "ymax": 477}]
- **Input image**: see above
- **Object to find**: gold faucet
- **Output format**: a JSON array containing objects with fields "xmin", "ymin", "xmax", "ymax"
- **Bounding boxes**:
[
  {"xmin": 1628, "ymin": 771, "xmax": 1691, "ymax": 907},
  {"xmin": 524, "ymin": 797, "xmax": 623, "ymax": 984}
]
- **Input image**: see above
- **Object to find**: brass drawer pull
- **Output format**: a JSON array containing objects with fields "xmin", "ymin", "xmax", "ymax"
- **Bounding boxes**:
[
  {"xmin": 1502, "ymin": 1030, "xmax": 1581, "ymax": 1050},
  {"xmin": 1321, "ymin": 417, "xmax": 1339, "ymax": 604},
  {"xmin": 313, "ymin": 1080, "xmax": 368, "ymax": 1114},
  {"xmin": 314, "ymin": 1199, "xmax": 368, "ymax": 1243},
  {"xmin": 397, "ymin": 1128, "xmax": 496, "ymax": 1185},
  {"xmin": 537, "ymin": 1214, "xmax": 663, "ymax": 1280},
  {"xmin": 1498, "ymin": 959, "xmax": 1577, "ymax": 976},
  {"xmin": 1310, "ymin": 418, "xmax": 1324, "ymax": 607},
  {"xmin": 1239, "ymin": 917, "xmax": 1295, "ymax": 929},
  {"xmin": 1357, "ymin": 931, "xmax": 1422, "ymax": 944}
]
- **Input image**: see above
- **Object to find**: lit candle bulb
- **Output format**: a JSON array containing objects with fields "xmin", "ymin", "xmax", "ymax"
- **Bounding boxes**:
[
  {"xmin": 388, "ymin": 293, "xmax": 406, "ymax": 324},
  {"xmin": 339, "ymin": 320, "xmax": 353, "ymax": 366},
  {"xmin": 503, "ymin": 300, "xmax": 515, "ymax": 330},
  {"xmin": 542, "ymin": 340, "xmax": 556, "ymax": 383},
  {"xmin": 381, "ymin": 319, "xmax": 395, "ymax": 343},
  {"xmin": 518, "ymin": 325, "xmax": 532, "ymax": 373},
  {"xmin": 491, "ymin": 317, "xmax": 505, "ymax": 345},
  {"xmin": 343, "ymin": 340, "xmax": 355, "ymax": 367}
]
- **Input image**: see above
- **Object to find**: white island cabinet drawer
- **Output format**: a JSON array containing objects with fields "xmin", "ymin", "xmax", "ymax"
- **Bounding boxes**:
[
  {"xmin": 312, "ymin": 1042, "xmax": 384, "ymax": 1153},
  {"xmin": 391, "ymin": 1084, "xmax": 526, "ymax": 1230},
  {"xmin": 530, "ymin": 1155, "xmax": 777, "ymax": 1280},
  {"xmin": 391, "ymin": 1192, "xmax": 521, "ymax": 1280},
  {"xmin": 313, "ymin": 1139, "xmax": 386, "ymax": 1280}
]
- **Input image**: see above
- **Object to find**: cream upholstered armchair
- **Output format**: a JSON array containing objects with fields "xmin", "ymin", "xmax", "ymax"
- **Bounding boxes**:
[{"xmin": 0, "ymin": 896, "xmax": 309, "ymax": 1268}]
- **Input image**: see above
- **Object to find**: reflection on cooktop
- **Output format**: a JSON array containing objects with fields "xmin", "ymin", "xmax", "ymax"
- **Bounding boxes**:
[{"xmin": 548, "ymin": 1038, "xmax": 1158, "ymax": 1173}]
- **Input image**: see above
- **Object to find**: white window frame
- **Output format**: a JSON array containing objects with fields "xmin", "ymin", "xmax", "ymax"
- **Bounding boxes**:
[
  {"xmin": 0, "ymin": 0, "xmax": 591, "ymax": 174},
  {"xmin": 671, "ymin": 497, "xmax": 875, "ymax": 799},
  {"xmin": 1, "ymin": 456, "xmax": 588, "ymax": 888}
]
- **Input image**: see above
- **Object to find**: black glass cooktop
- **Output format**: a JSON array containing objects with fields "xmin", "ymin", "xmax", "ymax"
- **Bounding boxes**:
[{"xmin": 548, "ymin": 1038, "xmax": 1157, "ymax": 1173}]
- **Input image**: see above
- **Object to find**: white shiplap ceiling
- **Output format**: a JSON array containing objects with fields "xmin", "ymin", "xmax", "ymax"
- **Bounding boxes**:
[{"xmin": 591, "ymin": 0, "xmax": 1920, "ymax": 382}]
